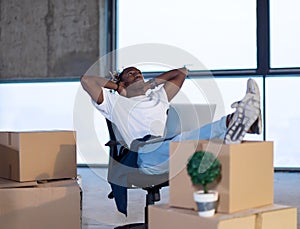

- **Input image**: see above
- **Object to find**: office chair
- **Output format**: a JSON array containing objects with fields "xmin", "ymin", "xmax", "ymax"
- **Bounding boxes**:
[
  {"xmin": 105, "ymin": 104, "xmax": 216, "ymax": 229},
  {"xmin": 106, "ymin": 119, "xmax": 168, "ymax": 229}
]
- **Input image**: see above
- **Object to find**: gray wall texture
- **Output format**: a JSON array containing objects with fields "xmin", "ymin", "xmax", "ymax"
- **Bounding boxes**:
[{"xmin": 0, "ymin": 0, "xmax": 101, "ymax": 80}]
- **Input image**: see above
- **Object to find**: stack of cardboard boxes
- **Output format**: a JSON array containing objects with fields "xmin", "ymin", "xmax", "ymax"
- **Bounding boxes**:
[
  {"xmin": 0, "ymin": 131, "xmax": 81, "ymax": 229},
  {"xmin": 149, "ymin": 140, "xmax": 298, "ymax": 229}
]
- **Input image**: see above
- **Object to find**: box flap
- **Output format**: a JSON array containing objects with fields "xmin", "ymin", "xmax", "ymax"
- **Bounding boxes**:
[
  {"xmin": 37, "ymin": 179, "xmax": 79, "ymax": 188},
  {"xmin": 0, "ymin": 178, "xmax": 37, "ymax": 189}
]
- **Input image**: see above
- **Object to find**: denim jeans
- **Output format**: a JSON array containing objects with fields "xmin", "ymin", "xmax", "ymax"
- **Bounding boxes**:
[{"xmin": 137, "ymin": 116, "xmax": 227, "ymax": 175}]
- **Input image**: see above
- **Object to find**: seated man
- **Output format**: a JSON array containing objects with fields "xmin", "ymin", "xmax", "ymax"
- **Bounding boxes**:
[{"xmin": 80, "ymin": 66, "xmax": 261, "ymax": 214}]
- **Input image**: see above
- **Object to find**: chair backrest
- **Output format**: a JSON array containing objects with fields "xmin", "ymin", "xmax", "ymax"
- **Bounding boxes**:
[{"xmin": 163, "ymin": 103, "xmax": 216, "ymax": 139}]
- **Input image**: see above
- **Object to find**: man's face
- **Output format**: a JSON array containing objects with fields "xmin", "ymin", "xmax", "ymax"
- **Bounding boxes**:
[{"xmin": 120, "ymin": 67, "xmax": 145, "ymax": 89}]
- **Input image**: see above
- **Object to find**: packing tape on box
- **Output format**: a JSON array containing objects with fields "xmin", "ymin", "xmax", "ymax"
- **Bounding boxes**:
[
  {"xmin": 8, "ymin": 133, "xmax": 12, "ymax": 145},
  {"xmin": 220, "ymin": 207, "xmax": 291, "ymax": 229},
  {"xmin": 213, "ymin": 207, "xmax": 280, "ymax": 229},
  {"xmin": 255, "ymin": 213, "xmax": 263, "ymax": 229}
]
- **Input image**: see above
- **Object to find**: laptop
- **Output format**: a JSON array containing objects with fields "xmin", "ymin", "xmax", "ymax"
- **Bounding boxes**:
[{"xmin": 163, "ymin": 103, "xmax": 216, "ymax": 139}]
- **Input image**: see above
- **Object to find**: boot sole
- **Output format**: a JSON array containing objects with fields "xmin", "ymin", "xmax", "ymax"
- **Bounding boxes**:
[{"xmin": 225, "ymin": 94, "xmax": 260, "ymax": 144}]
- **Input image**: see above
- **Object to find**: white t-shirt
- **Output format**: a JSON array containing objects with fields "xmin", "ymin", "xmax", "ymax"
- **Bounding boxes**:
[{"xmin": 93, "ymin": 87, "xmax": 169, "ymax": 147}]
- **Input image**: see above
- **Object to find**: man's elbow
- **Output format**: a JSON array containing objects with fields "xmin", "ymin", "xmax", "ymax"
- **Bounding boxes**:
[
  {"xmin": 179, "ymin": 67, "xmax": 188, "ymax": 76},
  {"xmin": 80, "ymin": 75, "xmax": 93, "ymax": 91},
  {"xmin": 80, "ymin": 75, "xmax": 103, "ymax": 104},
  {"xmin": 80, "ymin": 75, "xmax": 88, "ymax": 86}
]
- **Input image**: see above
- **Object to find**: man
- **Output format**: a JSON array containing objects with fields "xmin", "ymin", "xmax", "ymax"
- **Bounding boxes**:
[
  {"xmin": 81, "ymin": 66, "xmax": 261, "ymax": 169},
  {"xmin": 80, "ymin": 66, "xmax": 261, "ymax": 214}
]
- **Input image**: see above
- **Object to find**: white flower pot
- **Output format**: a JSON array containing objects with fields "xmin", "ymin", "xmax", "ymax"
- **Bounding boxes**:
[{"xmin": 193, "ymin": 190, "xmax": 218, "ymax": 217}]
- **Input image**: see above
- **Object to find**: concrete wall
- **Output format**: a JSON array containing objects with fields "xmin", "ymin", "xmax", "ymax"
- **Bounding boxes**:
[{"xmin": 0, "ymin": 0, "xmax": 102, "ymax": 80}]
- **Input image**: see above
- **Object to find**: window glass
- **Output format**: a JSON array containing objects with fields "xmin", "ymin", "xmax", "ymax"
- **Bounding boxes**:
[
  {"xmin": 266, "ymin": 77, "xmax": 300, "ymax": 167},
  {"xmin": 117, "ymin": 0, "xmax": 257, "ymax": 71},
  {"xmin": 6, "ymin": 77, "xmax": 300, "ymax": 168},
  {"xmin": 0, "ymin": 82, "xmax": 110, "ymax": 165},
  {"xmin": 270, "ymin": 0, "xmax": 300, "ymax": 68}
]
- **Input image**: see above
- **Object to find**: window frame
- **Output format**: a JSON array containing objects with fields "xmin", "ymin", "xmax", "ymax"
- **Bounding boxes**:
[
  {"xmin": 113, "ymin": 0, "xmax": 300, "ymax": 171},
  {"xmin": 114, "ymin": 0, "xmax": 300, "ymax": 76}
]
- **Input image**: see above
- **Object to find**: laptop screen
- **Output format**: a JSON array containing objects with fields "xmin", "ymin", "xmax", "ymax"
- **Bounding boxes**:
[{"xmin": 164, "ymin": 103, "xmax": 216, "ymax": 139}]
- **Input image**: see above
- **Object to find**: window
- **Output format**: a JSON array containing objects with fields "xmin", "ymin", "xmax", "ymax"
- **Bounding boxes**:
[
  {"xmin": 117, "ymin": 0, "xmax": 257, "ymax": 71},
  {"xmin": 270, "ymin": 0, "xmax": 300, "ymax": 68},
  {"xmin": 0, "ymin": 82, "xmax": 110, "ymax": 165},
  {"xmin": 266, "ymin": 76, "xmax": 300, "ymax": 167}
]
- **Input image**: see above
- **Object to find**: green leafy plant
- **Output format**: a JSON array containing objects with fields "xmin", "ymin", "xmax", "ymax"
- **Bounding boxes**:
[{"xmin": 187, "ymin": 151, "xmax": 221, "ymax": 194}]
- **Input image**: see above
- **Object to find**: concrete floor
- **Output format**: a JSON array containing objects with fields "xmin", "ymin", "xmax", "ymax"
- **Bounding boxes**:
[{"xmin": 79, "ymin": 167, "xmax": 300, "ymax": 229}]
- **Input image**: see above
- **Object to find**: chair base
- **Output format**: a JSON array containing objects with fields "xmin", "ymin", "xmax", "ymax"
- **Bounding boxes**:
[{"xmin": 114, "ymin": 222, "xmax": 146, "ymax": 229}]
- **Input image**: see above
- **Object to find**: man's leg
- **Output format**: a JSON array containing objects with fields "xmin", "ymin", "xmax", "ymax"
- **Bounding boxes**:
[
  {"xmin": 137, "ymin": 117, "xmax": 228, "ymax": 175},
  {"xmin": 171, "ymin": 116, "xmax": 228, "ymax": 142},
  {"xmin": 172, "ymin": 78, "xmax": 261, "ymax": 144},
  {"xmin": 137, "ymin": 79, "xmax": 262, "ymax": 174}
]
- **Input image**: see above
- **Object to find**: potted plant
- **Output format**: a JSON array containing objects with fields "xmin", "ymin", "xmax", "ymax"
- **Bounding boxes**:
[{"xmin": 187, "ymin": 150, "xmax": 221, "ymax": 217}]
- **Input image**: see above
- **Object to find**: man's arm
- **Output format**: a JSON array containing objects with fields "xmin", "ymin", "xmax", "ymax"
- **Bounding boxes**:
[
  {"xmin": 149, "ymin": 67, "xmax": 188, "ymax": 101},
  {"xmin": 80, "ymin": 75, "xmax": 119, "ymax": 104}
]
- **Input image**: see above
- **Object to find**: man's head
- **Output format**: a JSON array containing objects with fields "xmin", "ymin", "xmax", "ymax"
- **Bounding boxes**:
[{"xmin": 118, "ymin": 67, "xmax": 144, "ymax": 89}]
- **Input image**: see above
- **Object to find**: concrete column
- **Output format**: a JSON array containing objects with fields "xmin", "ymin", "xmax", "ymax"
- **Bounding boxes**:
[{"xmin": 0, "ymin": 0, "xmax": 100, "ymax": 80}]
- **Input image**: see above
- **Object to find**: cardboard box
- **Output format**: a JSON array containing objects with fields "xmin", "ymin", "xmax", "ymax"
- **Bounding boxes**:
[
  {"xmin": 0, "ymin": 131, "xmax": 76, "ymax": 182},
  {"xmin": 169, "ymin": 140, "xmax": 274, "ymax": 213},
  {"xmin": 0, "ymin": 178, "xmax": 81, "ymax": 229},
  {"xmin": 149, "ymin": 204, "xmax": 297, "ymax": 229}
]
